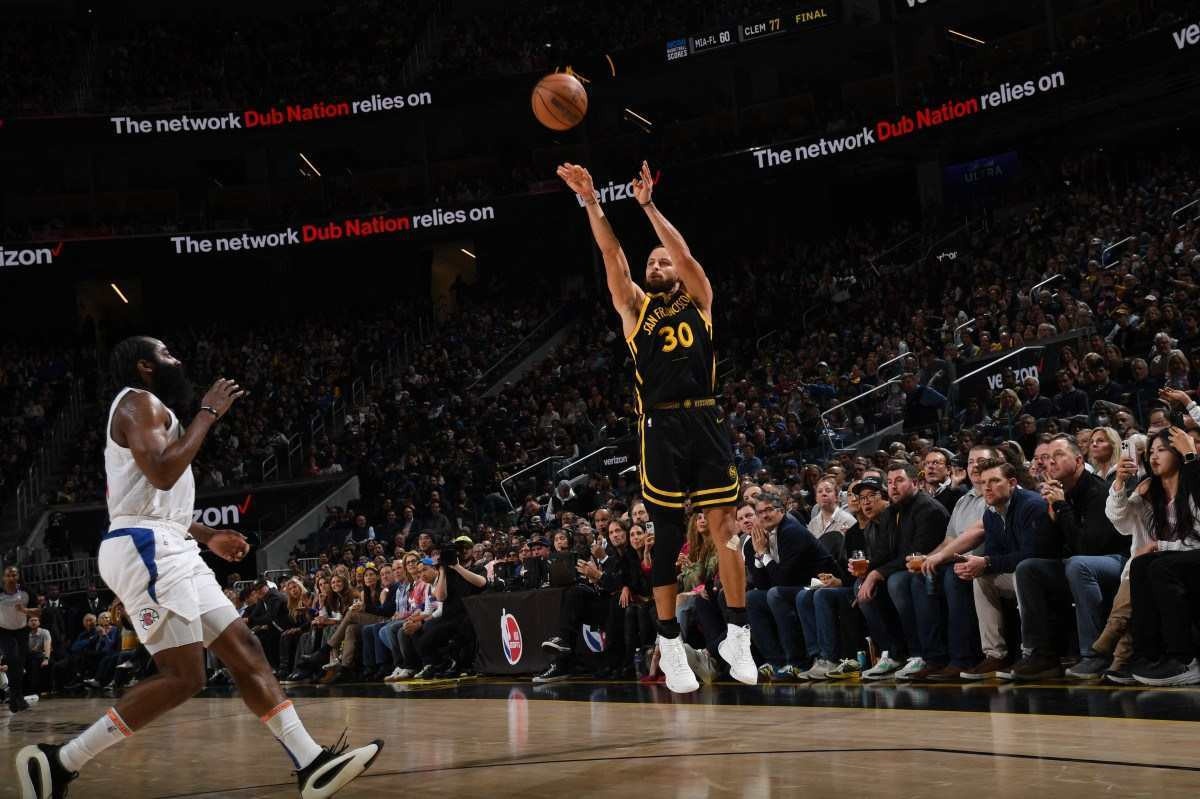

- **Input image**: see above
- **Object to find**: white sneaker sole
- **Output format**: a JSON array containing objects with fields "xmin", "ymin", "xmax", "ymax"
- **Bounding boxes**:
[
  {"xmin": 16, "ymin": 746, "xmax": 51, "ymax": 799},
  {"xmin": 664, "ymin": 672, "xmax": 700, "ymax": 693},
  {"xmin": 1132, "ymin": 670, "xmax": 1200, "ymax": 687},
  {"xmin": 300, "ymin": 742, "xmax": 383, "ymax": 799}
]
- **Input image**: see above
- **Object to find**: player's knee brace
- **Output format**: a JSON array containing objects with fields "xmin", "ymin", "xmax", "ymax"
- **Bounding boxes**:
[{"xmin": 648, "ymin": 505, "xmax": 686, "ymax": 588}]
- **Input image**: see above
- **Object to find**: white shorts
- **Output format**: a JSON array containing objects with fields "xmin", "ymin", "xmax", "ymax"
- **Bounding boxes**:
[{"xmin": 98, "ymin": 524, "xmax": 240, "ymax": 655}]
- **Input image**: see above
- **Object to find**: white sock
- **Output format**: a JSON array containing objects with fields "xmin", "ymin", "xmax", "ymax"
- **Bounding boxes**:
[
  {"xmin": 262, "ymin": 700, "xmax": 322, "ymax": 769},
  {"xmin": 59, "ymin": 708, "xmax": 133, "ymax": 772}
]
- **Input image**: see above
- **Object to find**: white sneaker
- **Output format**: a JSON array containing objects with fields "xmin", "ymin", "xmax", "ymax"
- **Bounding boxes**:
[
  {"xmin": 324, "ymin": 656, "xmax": 341, "ymax": 670},
  {"xmin": 383, "ymin": 668, "xmax": 405, "ymax": 683},
  {"xmin": 895, "ymin": 657, "xmax": 926, "ymax": 680},
  {"xmin": 826, "ymin": 659, "xmax": 863, "ymax": 680},
  {"xmin": 23, "ymin": 695, "xmax": 39, "ymax": 705},
  {"xmin": 297, "ymin": 737, "xmax": 383, "ymax": 799},
  {"xmin": 717, "ymin": 624, "xmax": 758, "ymax": 685},
  {"xmin": 657, "ymin": 635, "xmax": 699, "ymax": 693},
  {"xmin": 800, "ymin": 659, "xmax": 837, "ymax": 681},
  {"xmin": 397, "ymin": 668, "xmax": 414, "ymax": 679},
  {"xmin": 862, "ymin": 651, "xmax": 902, "ymax": 680}
]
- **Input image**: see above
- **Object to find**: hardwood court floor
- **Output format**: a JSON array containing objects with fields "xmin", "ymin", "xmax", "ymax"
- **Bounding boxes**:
[{"xmin": 4, "ymin": 680, "xmax": 1200, "ymax": 798}]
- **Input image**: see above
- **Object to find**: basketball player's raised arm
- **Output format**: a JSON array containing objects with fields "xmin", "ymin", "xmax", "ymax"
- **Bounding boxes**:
[
  {"xmin": 117, "ymin": 379, "xmax": 244, "ymax": 491},
  {"xmin": 632, "ymin": 160, "xmax": 713, "ymax": 314},
  {"xmin": 556, "ymin": 163, "xmax": 645, "ymax": 326}
]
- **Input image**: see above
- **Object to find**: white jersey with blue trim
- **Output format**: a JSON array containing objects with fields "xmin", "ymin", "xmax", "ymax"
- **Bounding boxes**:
[{"xmin": 104, "ymin": 386, "xmax": 195, "ymax": 534}]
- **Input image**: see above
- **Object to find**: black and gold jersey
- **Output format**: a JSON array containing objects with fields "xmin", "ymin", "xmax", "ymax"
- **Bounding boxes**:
[{"xmin": 625, "ymin": 289, "xmax": 716, "ymax": 411}]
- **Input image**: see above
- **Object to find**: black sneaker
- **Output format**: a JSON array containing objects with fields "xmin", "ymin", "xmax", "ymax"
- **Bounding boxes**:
[
  {"xmin": 411, "ymin": 664, "xmax": 438, "ymax": 680},
  {"xmin": 1065, "ymin": 654, "xmax": 1112, "ymax": 680},
  {"xmin": 533, "ymin": 662, "xmax": 571, "ymax": 684},
  {"xmin": 10, "ymin": 696, "xmax": 32, "ymax": 713},
  {"xmin": 1104, "ymin": 666, "xmax": 1137, "ymax": 685},
  {"xmin": 1132, "ymin": 657, "xmax": 1200, "ymax": 687},
  {"xmin": 16, "ymin": 743, "xmax": 78, "ymax": 799},
  {"xmin": 1011, "ymin": 654, "xmax": 1064, "ymax": 681},
  {"xmin": 296, "ymin": 732, "xmax": 383, "ymax": 799},
  {"xmin": 541, "ymin": 636, "xmax": 570, "ymax": 653}
]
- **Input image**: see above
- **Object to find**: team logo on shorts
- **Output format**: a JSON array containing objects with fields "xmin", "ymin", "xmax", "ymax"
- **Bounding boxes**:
[
  {"xmin": 728, "ymin": 465, "xmax": 738, "ymax": 481},
  {"xmin": 138, "ymin": 608, "xmax": 160, "ymax": 631},
  {"xmin": 500, "ymin": 610, "xmax": 523, "ymax": 665}
]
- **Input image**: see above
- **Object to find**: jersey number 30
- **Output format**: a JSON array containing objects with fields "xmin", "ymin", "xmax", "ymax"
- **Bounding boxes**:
[{"xmin": 659, "ymin": 322, "xmax": 694, "ymax": 353}]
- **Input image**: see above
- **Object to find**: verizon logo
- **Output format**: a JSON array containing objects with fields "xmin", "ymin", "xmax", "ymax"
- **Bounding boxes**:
[
  {"xmin": 1173, "ymin": 22, "xmax": 1200, "ymax": 50},
  {"xmin": 0, "ymin": 242, "xmax": 61, "ymax": 267},
  {"xmin": 193, "ymin": 494, "xmax": 253, "ymax": 527},
  {"xmin": 575, "ymin": 170, "xmax": 662, "ymax": 207}
]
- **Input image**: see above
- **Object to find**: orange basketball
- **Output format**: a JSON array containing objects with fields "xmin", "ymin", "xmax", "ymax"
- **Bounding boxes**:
[{"xmin": 531, "ymin": 72, "xmax": 588, "ymax": 131}]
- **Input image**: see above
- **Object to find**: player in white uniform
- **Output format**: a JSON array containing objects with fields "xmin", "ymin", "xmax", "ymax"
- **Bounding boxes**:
[{"xmin": 17, "ymin": 336, "xmax": 382, "ymax": 799}]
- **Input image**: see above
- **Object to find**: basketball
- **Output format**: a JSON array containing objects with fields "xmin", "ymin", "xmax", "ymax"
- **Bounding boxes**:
[{"xmin": 531, "ymin": 72, "xmax": 588, "ymax": 131}]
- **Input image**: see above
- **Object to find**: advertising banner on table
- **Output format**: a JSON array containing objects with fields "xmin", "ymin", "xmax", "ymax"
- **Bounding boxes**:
[
  {"xmin": 465, "ymin": 587, "xmax": 612, "ymax": 675},
  {"xmin": 466, "ymin": 588, "xmax": 565, "ymax": 675}
]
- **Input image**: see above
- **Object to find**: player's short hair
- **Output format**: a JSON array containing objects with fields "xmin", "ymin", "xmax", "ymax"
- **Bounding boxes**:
[{"xmin": 109, "ymin": 335, "xmax": 158, "ymax": 391}]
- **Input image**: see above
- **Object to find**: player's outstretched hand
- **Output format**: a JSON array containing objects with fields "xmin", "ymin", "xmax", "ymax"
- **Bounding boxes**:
[
  {"xmin": 556, "ymin": 162, "xmax": 595, "ymax": 199},
  {"xmin": 209, "ymin": 530, "xmax": 250, "ymax": 562},
  {"xmin": 632, "ymin": 160, "xmax": 653, "ymax": 205},
  {"xmin": 200, "ymin": 377, "xmax": 247, "ymax": 418}
]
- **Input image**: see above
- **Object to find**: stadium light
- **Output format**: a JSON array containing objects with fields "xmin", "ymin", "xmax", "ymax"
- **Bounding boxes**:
[
  {"xmin": 110, "ymin": 283, "xmax": 129, "ymax": 304},
  {"xmin": 623, "ymin": 108, "xmax": 654, "ymax": 133},
  {"xmin": 298, "ymin": 152, "xmax": 322, "ymax": 177},
  {"xmin": 947, "ymin": 28, "xmax": 986, "ymax": 45}
]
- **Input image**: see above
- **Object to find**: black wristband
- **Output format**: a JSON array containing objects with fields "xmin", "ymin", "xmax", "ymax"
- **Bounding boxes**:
[
  {"xmin": 200, "ymin": 405, "xmax": 220, "ymax": 419},
  {"xmin": 639, "ymin": 200, "xmax": 654, "ymax": 207}
]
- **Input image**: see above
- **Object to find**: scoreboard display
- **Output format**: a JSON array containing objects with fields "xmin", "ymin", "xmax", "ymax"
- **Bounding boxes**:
[
  {"xmin": 690, "ymin": 28, "xmax": 736, "ymax": 54},
  {"xmin": 667, "ymin": 4, "xmax": 837, "ymax": 61},
  {"xmin": 739, "ymin": 16, "xmax": 788, "ymax": 43}
]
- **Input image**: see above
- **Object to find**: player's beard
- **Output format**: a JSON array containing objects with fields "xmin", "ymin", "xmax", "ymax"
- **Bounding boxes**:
[
  {"xmin": 152, "ymin": 361, "xmax": 195, "ymax": 417},
  {"xmin": 645, "ymin": 274, "xmax": 677, "ymax": 293}
]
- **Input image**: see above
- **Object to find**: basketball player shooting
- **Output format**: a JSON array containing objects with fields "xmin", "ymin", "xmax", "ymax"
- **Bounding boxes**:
[
  {"xmin": 556, "ymin": 160, "xmax": 757, "ymax": 692},
  {"xmin": 17, "ymin": 337, "xmax": 382, "ymax": 799}
]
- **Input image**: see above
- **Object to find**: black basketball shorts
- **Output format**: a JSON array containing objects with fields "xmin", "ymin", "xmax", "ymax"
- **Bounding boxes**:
[{"xmin": 639, "ymin": 406, "xmax": 740, "ymax": 511}]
